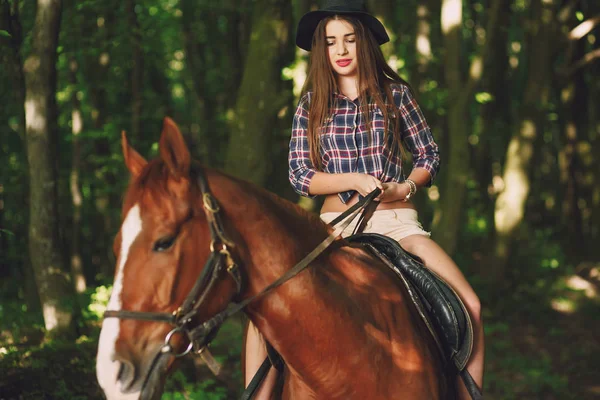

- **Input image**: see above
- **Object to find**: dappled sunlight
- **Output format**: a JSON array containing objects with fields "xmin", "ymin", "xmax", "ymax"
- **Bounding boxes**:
[
  {"xmin": 363, "ymin": 323, "xmax": 424, "ymax": 372},
  {"xmin": 469, "ymin": 56, "xmax": 483, "ymax": 81},
  {"xmin": 509, "ymin": 41, "xmax": 521, "ymax": 69},
  {"xmin": 386, "ymin": 55, "xmax": 405, "ymax": 74},
  {"xmin": 296, "ymin": 196, "xmax": 317, "ymax": 211},
  {"xmin": 550, "ymin": 270, "xmax": 599, "ymax": 314},
  {"xmin": 284, "ymin": 51, "xmax": 307, "ymax": 98},
  {"xmin": 550, "ymin": 298, "xmax": 576, "ymax": 314},
  {"xmin": 566, "ymin": 275, "xmax": 597, "ymax": 299},
  {"xmin": 441, "ymin": 0, "xmax": 462, "ymax": 34},
  {"xmin": 171, "ymin": 83, "xmax": 184, "ymax": 100},
  {"xmin": 416, "ymin": 5, "xmax": 432, "ymax": 60},
  {"xmin": 586, "ymin": 385, "xmax": 600, "ymax": 396},
  {"xmin": 42, "ymin": 304, "xmax": 59, "ymax": 330},
  {"xmin": 24, "ymin": 98, "xmax": 46, "ymax": 133},
  {"xmin": 416, "ymin": 36, "xmax": 431, "ymax": 59},
  {"xmin": 427, "ymin": 185, "xmax": 439, "ymax": 201},
  {"xmin": 495, "ymin": 122, "xmax": 537, "ymax": 234}
]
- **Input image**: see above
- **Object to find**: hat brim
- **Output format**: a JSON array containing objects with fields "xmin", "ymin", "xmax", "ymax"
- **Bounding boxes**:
[{"xmin": 296, "ymin": 10, "xmax": 390, "ymax": 51}]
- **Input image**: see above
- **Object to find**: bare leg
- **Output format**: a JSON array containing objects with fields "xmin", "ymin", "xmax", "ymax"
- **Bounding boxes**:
[
  {"xmin": 399, "ymin": 235, "xmax": 485, "ymax": 399},
  {"xmin": 244, "ymin": 321, "xmax": 278, "ymax": 399}
]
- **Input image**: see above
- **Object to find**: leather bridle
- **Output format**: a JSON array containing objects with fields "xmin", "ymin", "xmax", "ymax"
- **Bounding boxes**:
[
  {"xmin": 103, "ymin": 167, "xmax": 244, "ymax": 357},
  {"xmin": 103, "ymin": 166, "xmax": 379, "ymax": 359}
]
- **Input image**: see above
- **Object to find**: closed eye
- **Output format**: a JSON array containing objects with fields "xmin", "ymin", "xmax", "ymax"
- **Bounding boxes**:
[{"xmin": 153, "ymin": 235, "xmax": 176, "ymax": 252}]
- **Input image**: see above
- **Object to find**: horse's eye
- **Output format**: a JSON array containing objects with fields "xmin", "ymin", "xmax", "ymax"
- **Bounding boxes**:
[{"xmin": 153, "ymin": 236, "xmax": 176, "ymax": 252}]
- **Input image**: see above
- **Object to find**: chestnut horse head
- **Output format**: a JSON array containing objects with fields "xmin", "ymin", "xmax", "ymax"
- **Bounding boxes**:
[{"xmin": 96, "ymin": 118, "xmax": 452, "ymax": 400}]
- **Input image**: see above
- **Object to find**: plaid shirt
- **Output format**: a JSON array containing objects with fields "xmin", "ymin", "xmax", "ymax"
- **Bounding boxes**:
[{"xmin": 288, "ymin": 83, "xmax": 440, "ymax": 203}]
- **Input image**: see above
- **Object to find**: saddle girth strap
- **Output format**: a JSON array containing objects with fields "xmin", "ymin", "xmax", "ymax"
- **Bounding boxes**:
[{"xmin": 240, "ymin": 356, "xmax": 272, "ymax": 400}]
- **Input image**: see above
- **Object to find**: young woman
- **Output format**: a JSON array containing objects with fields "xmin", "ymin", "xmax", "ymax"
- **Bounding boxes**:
[{"xmin": 245, "ymin": 1, "xmax": 485, "ymax": 399}]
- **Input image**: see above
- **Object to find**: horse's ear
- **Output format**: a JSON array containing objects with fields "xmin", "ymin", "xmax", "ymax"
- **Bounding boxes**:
[
  {"xmin": 159, "ymin": 117, "xmax": 190, "ymax": 179},
  {"xmin": 121, "ymin": 131, "xmax": 147, "ymax": 178}
]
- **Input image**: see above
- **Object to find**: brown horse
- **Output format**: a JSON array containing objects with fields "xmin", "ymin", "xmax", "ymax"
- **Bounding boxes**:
[{"xmin": 96, "ymin": 118, "xmax": 452, "ymax": 400}]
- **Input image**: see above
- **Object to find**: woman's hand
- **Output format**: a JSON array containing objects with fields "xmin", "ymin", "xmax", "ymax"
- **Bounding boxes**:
[
  {"xmin": 378, "ymin": 182, "xmax": 410, "ymax": 202},
  {"xmin": 351, "ymin": 173, "xmax": 383, "ymax": 197}
]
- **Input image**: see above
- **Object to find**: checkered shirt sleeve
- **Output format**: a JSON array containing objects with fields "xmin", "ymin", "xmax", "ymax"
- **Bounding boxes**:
[
  {"xmin": 395, "ymin": 85, "xmax": 440, "ymax": 185},
  {"xmin": 288, "ymin": 93, "xmax": 317, "ymax": 198}
]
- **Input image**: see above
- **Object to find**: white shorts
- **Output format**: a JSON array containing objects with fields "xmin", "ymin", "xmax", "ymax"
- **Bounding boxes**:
[{"xmin": 320, "ymin": 209, "xmax": 431, "ymax": 242}]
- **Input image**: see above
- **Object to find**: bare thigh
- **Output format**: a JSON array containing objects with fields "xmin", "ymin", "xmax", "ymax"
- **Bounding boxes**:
[{"xmin": 399, "ymin": 235, "xmax": 478, "ymax": 303}]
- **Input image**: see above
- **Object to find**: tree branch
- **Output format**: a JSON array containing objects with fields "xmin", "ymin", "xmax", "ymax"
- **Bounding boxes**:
[
  {"xmin": 562, "ymin": 48, "xmax": 600, "ymax": 76},
  {"xmin": 568, "ymin": 15, "xmax": 600, "ymax": 40}
]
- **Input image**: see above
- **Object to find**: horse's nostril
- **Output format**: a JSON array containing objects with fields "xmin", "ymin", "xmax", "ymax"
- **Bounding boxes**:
[{"xmin": 115, "ymin": 357, "xmax": 137, "ymax": 391}]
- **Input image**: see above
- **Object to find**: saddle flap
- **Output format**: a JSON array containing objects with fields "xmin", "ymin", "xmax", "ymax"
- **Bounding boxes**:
[{"xmin": 346, "ymin": 233, "xmax": 474, "ymax": 371}]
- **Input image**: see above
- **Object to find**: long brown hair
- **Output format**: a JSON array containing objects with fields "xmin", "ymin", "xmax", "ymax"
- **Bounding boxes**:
[{"xmin": 302, "ymin": 15, "xmax": 410, "ymax": 170}]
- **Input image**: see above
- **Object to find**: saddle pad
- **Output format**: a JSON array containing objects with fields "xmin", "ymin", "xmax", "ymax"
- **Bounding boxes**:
[{"xmin": 346, "ymin": 233, "xmax": 474, "ymax": 371}]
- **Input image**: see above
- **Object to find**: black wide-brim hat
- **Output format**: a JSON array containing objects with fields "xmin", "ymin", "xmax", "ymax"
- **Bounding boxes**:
[{"xmin": 296, "ymin": 0, "xmax": 390, "ymax": 51}]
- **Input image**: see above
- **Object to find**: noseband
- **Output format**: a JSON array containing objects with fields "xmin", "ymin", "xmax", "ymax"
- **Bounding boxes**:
[{"xmin": 103, "ymin": 166, "xmax": 379, "ymax": 362}]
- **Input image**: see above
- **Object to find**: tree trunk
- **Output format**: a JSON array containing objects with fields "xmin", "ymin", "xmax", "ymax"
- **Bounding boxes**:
[
  {"xmin": 0, "ymin": 0, "xmax": 24, "ymax": 142},
  {"xmin": 180, "ymin": 0, "xmax": 250, "ymax": 165},
  {"xmin": 470, "ymin": 0, "xmax": 512, "ymax": 271},
  {"xmin": 224, "ymin": 0, "xmax": 293, "ymax": 186},
  {"xmin": 23, "ymin": 0, "xmax": 78, "ymax": 338},
  {"xmin": 488, "ymin": 0, "xmax": 557, "ymax": 281},
  {"xmin": 293, "ymin": 0, "xmax": 313, "ymax": 24},
  {"xmin": 180, "ymin": 0, "xmax": 212, "ymax": 162},
  {"xmin": 433, "ymin": 0, "xmax": 505, "ymax": 256},
  {"xmin": 0, "ymin": 186, "xmax": 5, "ymax": 279},
  {"xmin": 432, "ymin": 0, "xmax": 469, "ymax": 255},
  {"xmin": 0, "ymin": 0, "xmax": 41, "ymax": 312},
  {"xmin": 127, "ymin": 0, "xmax": 143, "ymax": 139},
  {"xmin": 69, "ymin": 57, "xmax": 86, "ymax": 293},
  {"xmin": 589, "ymin": 53, "xmax": 600, "ymax": 259},
  {"xmin": 412, "ymin": 1, "xmax": 434, "ymax": 93},
  {"xmin": 367, "ymin": 0, "xmax": 396, "ymax": 59},
  {"xmin": 81, "ymin": 1, "xmax": 118, "ymax": 279},
  {"xmin": 558, "ymin": 20, "xmax": 595, "ymax": 262}
]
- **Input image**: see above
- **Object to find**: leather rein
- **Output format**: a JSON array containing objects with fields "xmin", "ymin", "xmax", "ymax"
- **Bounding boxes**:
[{"xmin": 103, "ymin": 166, "xmax": 379, "ymax": 360}]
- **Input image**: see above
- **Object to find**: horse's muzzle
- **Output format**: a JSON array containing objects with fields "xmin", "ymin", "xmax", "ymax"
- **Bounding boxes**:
[{"xmin": 98, "ymin": 344, "xmax": 170, "ymax": 400}]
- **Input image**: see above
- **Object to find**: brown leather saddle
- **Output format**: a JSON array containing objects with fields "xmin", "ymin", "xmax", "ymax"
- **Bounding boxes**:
[{"xmin": 347, "ymin": 233, "xmax": 474, "ymax": 372}]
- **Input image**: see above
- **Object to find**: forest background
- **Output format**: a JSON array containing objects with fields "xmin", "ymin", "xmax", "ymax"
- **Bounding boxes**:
[{"xmin": 1, "ymin": 0, "xmax": 599, "ymax": 398}]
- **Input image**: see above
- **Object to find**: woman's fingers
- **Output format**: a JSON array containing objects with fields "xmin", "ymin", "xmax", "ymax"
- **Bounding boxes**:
[{"xmin": 354, "ymin": 174, "xmax": 382, "ymax": 196}]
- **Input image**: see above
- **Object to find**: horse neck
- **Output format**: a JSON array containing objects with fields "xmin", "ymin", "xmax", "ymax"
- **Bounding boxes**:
[
  {"xmin": 208, "ymin": 172, "xmax": 327, "ymax": 296},
  {"xmin": 207, "ymin": 170, "xmax": 405, "ymax": 313},
  {"xmin": 206, "ymin": 172, "xmax": 440, "ymax": 390}
]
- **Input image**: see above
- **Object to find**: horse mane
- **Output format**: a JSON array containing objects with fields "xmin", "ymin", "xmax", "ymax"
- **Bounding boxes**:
[{"xmin": 123, "ymin": 160, "xmax": 172, "ymax": 213}]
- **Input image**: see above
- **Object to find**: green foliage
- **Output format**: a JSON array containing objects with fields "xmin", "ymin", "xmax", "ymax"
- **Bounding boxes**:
[
  {"xmin": 162, "ymin": 318, "xmax": 244, "ymax": 399},
  {"xmin": 0, "ymin": 337, "xmax": 104, "ymax": 399},
  {"xmin": 81, "ymin": 285, "xmax": 112, "ymax": 321},
  {"xmin": 0, "ymin": 289, "xmax": 244, "ymax": 399},
  {"xmin": 0, "ymin": 29, "xmax": 10, "ymax": 37},
  {"xmin": 0, "ymin": 301, "xmax": 44, "ymax": 346},
  {"xmin": 164, "ymin": 371, "xmax": 228, "ymax": 400},
  {"xmin": 474, "ymin": 91, "xmax": 494, "ymax": 104},
  {"xmin": 485, "ymin": 319, "xmax": 570, "ymax": 399}
]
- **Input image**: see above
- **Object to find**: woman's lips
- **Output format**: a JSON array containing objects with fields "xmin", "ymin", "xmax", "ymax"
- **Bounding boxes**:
[{"xmin": 336, "ymin": 59, "xmax": 352, "ymax": 67}]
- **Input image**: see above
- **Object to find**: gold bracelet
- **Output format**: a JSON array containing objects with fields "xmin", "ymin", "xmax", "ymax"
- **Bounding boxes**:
[{"xmin": 403, "ymin": 179, "xmax": 417, "ymax": 201}]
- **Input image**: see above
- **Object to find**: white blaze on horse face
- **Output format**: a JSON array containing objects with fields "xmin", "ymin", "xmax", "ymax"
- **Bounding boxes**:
[{"xmin": 96, "ymin": 204, "xmax": 143, "ymax": 400}]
